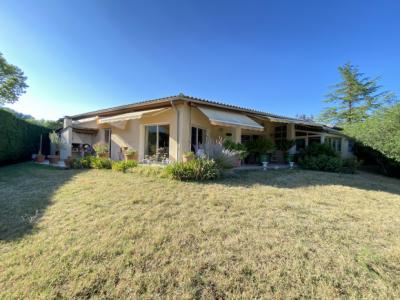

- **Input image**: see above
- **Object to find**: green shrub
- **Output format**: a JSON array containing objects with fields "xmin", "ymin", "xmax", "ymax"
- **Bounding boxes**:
[
  {"xmin": 90, "ymin": 157, "xmax": 112, "ymax": 169},
  {"xmin": 112, "ymin": 160, "xmax": 138, "ymax": 172},
  {"xmin": 300, "ymin": 155, "xmax": 343, "ymax": 172},
  {"xmin": 166, "ymin": 159, "xmax": 220, "ymax": 181},
  {"xmin": 245, "ymin": 138, "xmax": 275, "ymax": 155},
  {"xmin": 299, "ymin": 143, "xmax": 337, "ymax": 158},
  {"xmin": 341, "ymin": 157, "xmax": 361, "ymax": 174},
  {"xmin": 93, "ymin": 143, "xmax": 109, "ymax": 155},
  {"xmin": 344, "ymin": 104, "xmax": 400, "ymax": 164},
  {"xmin": 299, "ymin": 143, "xmax": 360, "ymax": 173},
  {"xmin": 71, "ymin": 156, "xmax": 112, "ymax": 169},
  {"xmin": 0, "ymin": 109, "xmax": 51, "ymax": 165}
]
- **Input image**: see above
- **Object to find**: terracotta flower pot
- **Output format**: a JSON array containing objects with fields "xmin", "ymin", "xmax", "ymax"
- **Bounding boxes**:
[
  {"xmin": 98, "ymin": 152, "xmax": 109, "ymax": 158},
  {"xmin": 64, "ymin": 157, "xmax": 73, "ymax": 168},
  {"xmin": 235, "ymin": 158, "xmax": 241, "ymax": 167},
  {"xmin": 183, "ymin": 155, "xmax": 194, "ymax": 163},
  {"xmin": 36, "ymin": 154, "xmax": 45, "ymax": 163},
  {"xmin": 124, "ymin": 153, "xmax": 137, "ymax": 161},
  {"xmin": 48, "ymin": 155, "xmax": 60, "ymax": 164}
]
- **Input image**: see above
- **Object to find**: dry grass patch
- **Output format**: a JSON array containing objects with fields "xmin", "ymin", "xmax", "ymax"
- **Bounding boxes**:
[{"xmin": 1, "ymin": 163, "xmax": 400, "ymax": 298}]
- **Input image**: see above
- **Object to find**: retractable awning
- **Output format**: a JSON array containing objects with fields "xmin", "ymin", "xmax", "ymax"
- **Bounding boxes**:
[
  {"xmin": 266, "ymin": 116, "xmax": 324, "ymax": 128},
  {"xmin": 98, "ymin": 108, "xmax": 168, "ymax": 129},
  {"xmin": 197, "ymin": 106, "xmax": 264, "ymax": 131}
]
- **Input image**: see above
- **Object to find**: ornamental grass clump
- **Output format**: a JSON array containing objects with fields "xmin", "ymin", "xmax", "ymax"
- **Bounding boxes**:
[
  {"xmin": 112, "ymin": 160, "xmax": 138, "ymax": 172},
  {"xmin": 93, "ymin": 143, "xmax": 109, "ymax": 157},
  {"xmin": 200, "ymin": 138, "xmax": 237, "ymax": 169},
  {"xmin": 166, "ymin": 159, "xmax": 220, "ymax": 181}
]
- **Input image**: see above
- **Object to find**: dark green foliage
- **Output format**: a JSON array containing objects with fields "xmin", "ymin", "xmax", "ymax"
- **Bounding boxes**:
[
  {"xmin": 319, "ymin": 63, "xmax": 397, "ymax": 125},
  {"xmin": 0, "ymin": 109, "xmax": 50, "ymax": 165},
  {"xmin": 27, "ymin": 119, "xmax": 63, "ymax": 130},
  {"xmin": 343, "ymin": 104, "xmax": 400, "ymax": 177},
  {"xmin": 91, "ymin": 157, "xmax": 112, "ymax": 169},
  {"xmin": 2, "ymin": 107, "xmax": 62, "ymax": 130},
  {"xmin": 111, "ymin": 160, "xmax": 138, "ymax": 172},
  {"xmin": 71, "ymin": 156, "xmax": 92, "ymax": 169},
  {"xmin": 353, "ymin": 142, "xmax": 400, "ymax": 177},
  {"xmin": 166, "ymin": 159, "xmax": 220, "ymax": 181},
  {"xmin": 299, "ymin": 155, "xmax": 343, "ymax": 172},
  {"xmin": 299, "ymin": 143, "xmax": 337, "ymax": 158},
  {"xmin": 71, "ymin": 156, "xmax": 112, "ymax": 169},
  {"xmin": 344, "ymin": 104, "xmax": 400, "ymax": 163},
  {"xmin": 0, "ymin": 52, "xmax": 28, "ymax": 104},
  {"xmin": 299, "ymin": 143, "xmax": 359, "ymax": 173},
  {"xmin": 341, "ymin": 158, "xmax": 361, "ymax": 174},
  {"xmin": 276, "ymin": 139, "xmax": 296, "ymax": 152},
  {"xmin": 245, "ymin": 138, "xmax": 275, "ymax": 155}
]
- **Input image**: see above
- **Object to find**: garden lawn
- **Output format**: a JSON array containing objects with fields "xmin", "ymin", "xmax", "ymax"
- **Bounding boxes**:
[{"xmin": 1, "ymin": 162, "xmax": 400, "ymax": 299}]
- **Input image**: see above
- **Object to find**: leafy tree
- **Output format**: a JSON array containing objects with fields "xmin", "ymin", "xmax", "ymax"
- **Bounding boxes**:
[
  {"xmin": 0, "ymin": 52, "xmax": 28, "ymax": 104},
  {"xmin": 344, "ymin": 104, "xmax": 400, "ymax": 163},
  {"xmin": 319, "ymin": 63, "xmax": 396, "ymax": 125}
]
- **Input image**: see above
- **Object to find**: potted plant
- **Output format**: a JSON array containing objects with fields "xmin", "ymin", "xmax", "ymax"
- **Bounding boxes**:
[
  {"xmin": 254, "ymin": 138, "xmax": 275, "ymax": 163},
  {"xmin": 276, "ymin": 139, "xmax": 296, "ymax": 163},
  {"xmin": 93, "ymin": 143, "xmax": 109, "ymax": 158},
  {"xmin": 124, "ymin": 148, "xmax": 137, "ymax": 161},
  {"xmin": 183, "ymin": 151, "xmax": 195, "ymax": 163},
  {"xmin": 48, "ymin": 131, "xmax": 65, "ymax": 164},
  {"xmin": 222, "ymin": 138, "xmax": 248, "ymax": 167},
  {"xmin": 35, "ymin": 134, "xmax": 45, "ymax": 162},
  {"xmin": 64, "ymin": 156, "xmax": 74, "ymax": 168}
]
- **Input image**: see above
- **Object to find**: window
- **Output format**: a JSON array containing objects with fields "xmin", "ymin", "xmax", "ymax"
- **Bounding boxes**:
[
  {"xmin": 241, "ymin": 135, "xmax": 260, "ymax": 144},
  {"xmin": 296, "ymin": 138, "xmax": 306, "ymax": 152},
  {"xmin": 326, "ymin": 137, "xmax": 342, "ymax": 152},
  {"xmin": 274, "ymin": 125, "xmax": 287, "ymax": 144},
  {"xmin": 191, "ymin": 127, "xmax": 206, "ymax": 152},
  {"xmin": 348, "ymin": 140, "xmax": 355, "ymax": 153},
  {"xmin": 308, "ymin": 136, "xmax": 321, "ymax": 145},
  {"xmin": 145, "ymin": 124, "xmax": 169, "ymax": 160},
  {"xmin": 295, "ymin": 131, "xmax": 307, "ymax": 137}
]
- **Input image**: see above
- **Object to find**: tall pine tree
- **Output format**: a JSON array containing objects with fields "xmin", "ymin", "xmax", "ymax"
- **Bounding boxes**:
[{"xmin": 319, "ymin": 63, "xmax": 396, "ymax": 125}]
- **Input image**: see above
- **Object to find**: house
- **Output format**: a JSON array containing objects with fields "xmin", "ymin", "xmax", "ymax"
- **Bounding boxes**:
[{"xmin": 60, "ymin": 94, "xmax": 353, "ymax": 162}]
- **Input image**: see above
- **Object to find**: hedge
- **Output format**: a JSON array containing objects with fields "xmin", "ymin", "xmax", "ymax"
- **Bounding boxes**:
[{"xmin": 0, "ymin": 109, "xmax": 51, "ymax": 166}]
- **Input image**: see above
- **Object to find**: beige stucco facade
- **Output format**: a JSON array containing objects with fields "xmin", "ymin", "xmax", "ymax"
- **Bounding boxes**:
[{"xmin": 60, "ymin": 96, "xmax": 353, "ymax": 162}]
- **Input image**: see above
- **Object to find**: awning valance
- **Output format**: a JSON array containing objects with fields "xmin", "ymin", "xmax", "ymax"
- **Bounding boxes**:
[
  {"xmin": 98, "ymin": 108, "xmax": 168, "ymax": 128},
  {"xmin": 198, "ymin": 106, "xmax": 264, "ymax": 131},
  {"xmin": 266, "ymin": 116, "xmax": 324, "ymax": 128}
]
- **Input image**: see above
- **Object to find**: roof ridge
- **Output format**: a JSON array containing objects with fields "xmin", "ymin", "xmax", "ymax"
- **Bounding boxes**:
[{"xmin": 68, "ymin": 94, "xmax": 324, "ymax": 126}]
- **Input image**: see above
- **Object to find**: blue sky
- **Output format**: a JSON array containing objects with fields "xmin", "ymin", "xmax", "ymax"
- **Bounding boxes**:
[{"xmin": 1, "ymin": 0, "xmax": 399, "ymax": 120}]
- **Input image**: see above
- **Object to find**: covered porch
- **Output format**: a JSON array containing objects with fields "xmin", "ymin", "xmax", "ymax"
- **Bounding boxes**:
[{"xmin": 188, "ymin": 104, "xmax": 335, "ymax": 164}]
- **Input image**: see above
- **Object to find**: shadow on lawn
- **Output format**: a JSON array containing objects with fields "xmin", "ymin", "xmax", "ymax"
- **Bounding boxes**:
[
  {"xmin": 0, "ymin": 162, "xmax": 83, "ymax": 241},
  {"xmin": 219, "ymin": 169, "xmax": 400, "ymax": 196}
]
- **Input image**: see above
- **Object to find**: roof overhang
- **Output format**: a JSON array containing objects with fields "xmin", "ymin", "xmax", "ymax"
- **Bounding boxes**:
[{"xmin": 197, "ymin": 106, "xmax": 264, "ymax": 131}]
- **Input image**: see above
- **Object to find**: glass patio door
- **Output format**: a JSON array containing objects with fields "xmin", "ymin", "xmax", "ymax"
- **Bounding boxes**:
[{"xmin": 145, "ymin": 124, "xmax": 169, "ymax": 161}]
